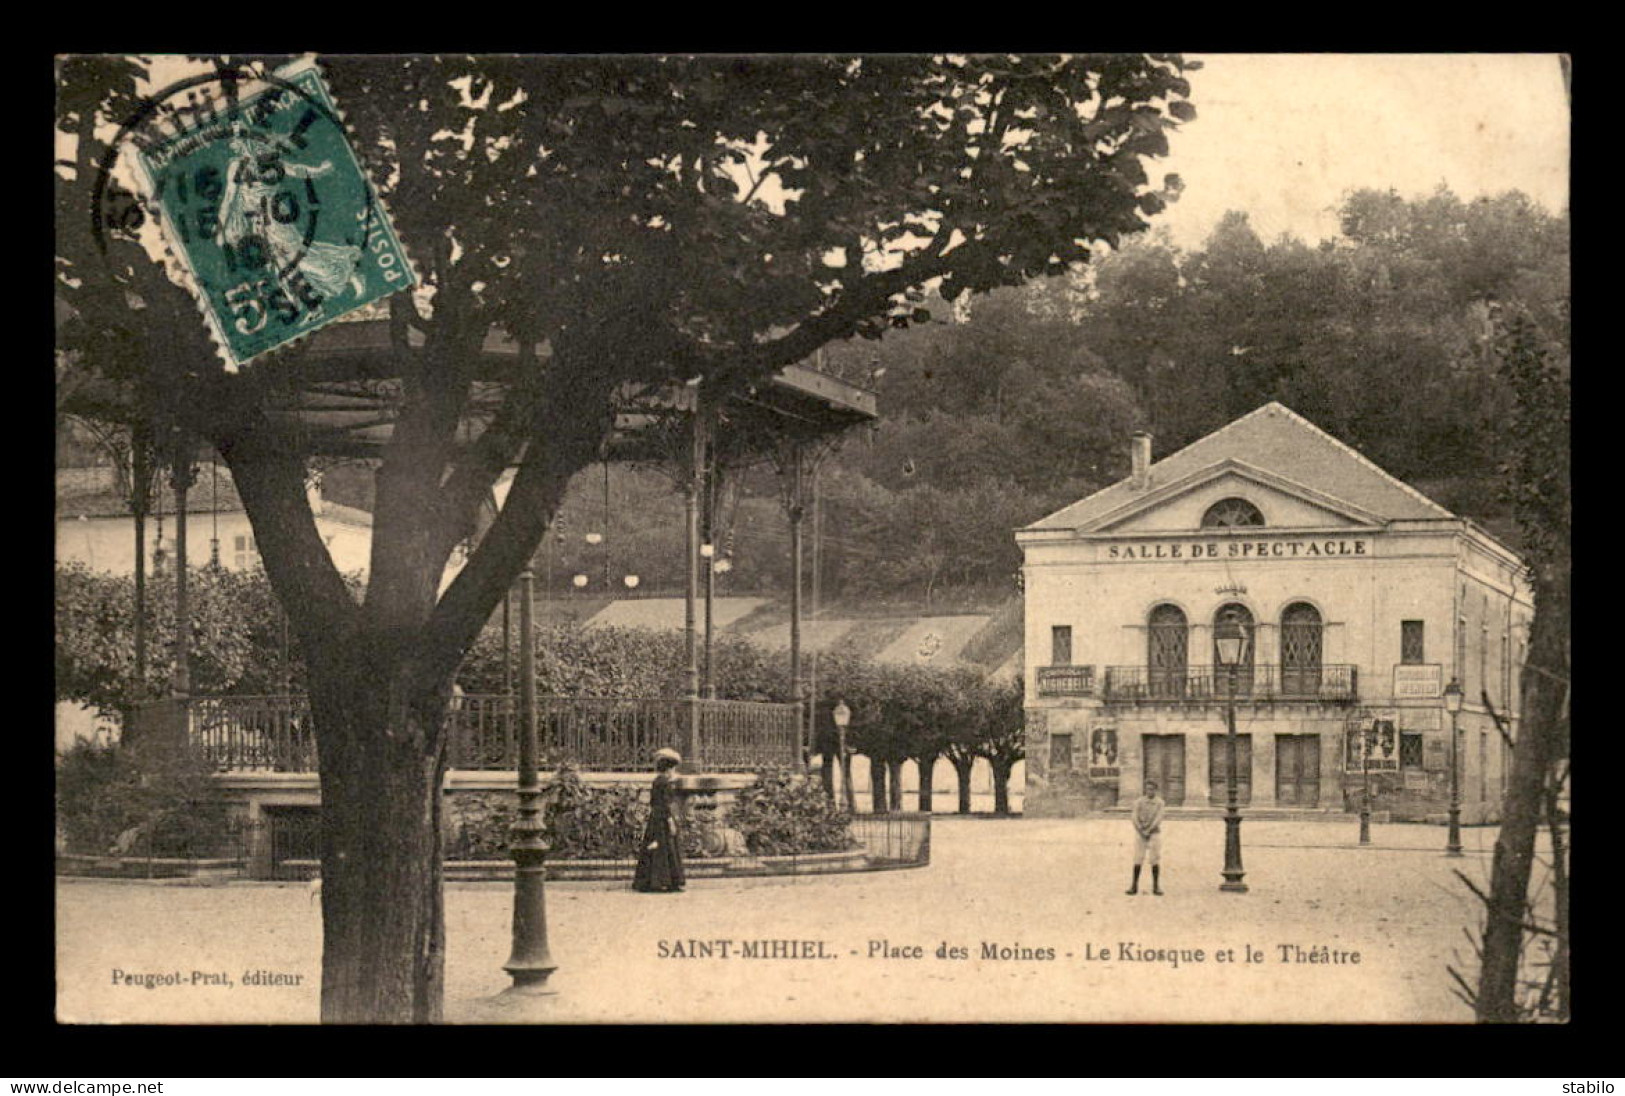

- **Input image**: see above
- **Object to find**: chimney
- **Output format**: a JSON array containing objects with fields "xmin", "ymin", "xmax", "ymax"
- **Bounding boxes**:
[{"xmin": 1130, "ymin": 432, "xmax": 1153, "ymax": 490}]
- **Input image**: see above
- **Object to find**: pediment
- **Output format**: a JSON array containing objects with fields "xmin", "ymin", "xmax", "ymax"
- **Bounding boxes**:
[{"xmin": 1083, "ymin": 460, "xmax": 1387, "ymax": 535}]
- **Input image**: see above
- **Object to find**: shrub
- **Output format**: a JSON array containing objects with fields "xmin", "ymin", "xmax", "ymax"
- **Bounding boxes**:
[
  {"xmin": 442, "ymin": 792, "xmax": 516, "ymax": 860},
  {"xmin": 55, "ymin": 739, "xmax": 236, "ymax": 857},
  {"xmin": 55, "ymin": 562, "xmax": 363, "ymax": 718},
  {"xmin": 445, "ymin": 768, "xmax": 848, "ymax": 861},
  {"xmin": 544, "ymin": 766, "xmax": 649, "ymax": 860},
  {"xmin": 726, "ymin": 768, "xmax": 857, "ymax": 855}
]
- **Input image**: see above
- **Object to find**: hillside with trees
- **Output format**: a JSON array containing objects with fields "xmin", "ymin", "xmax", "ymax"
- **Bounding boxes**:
[{"xmin": 540, "ymin": 186, "xmax": 1567, "ymax": 608}]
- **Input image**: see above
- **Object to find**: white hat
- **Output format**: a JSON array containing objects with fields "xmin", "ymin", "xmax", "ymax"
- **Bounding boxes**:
[{"xmin": 653, "ymin": 747, "xmax": 682, "ymax": 765}]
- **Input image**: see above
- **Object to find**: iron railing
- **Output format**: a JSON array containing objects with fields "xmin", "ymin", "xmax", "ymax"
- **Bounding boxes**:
[
  {"xmin": 697, "ymin": 699, "xmax": 801, "ymax": 772},
  {"xmin": 182, "ymin": 694, "xmax": 800, "ymax": 773},
  {"xmin": 1101, "ymin": 664, "xmax": 1359, "ymax": 706},
  {"xmin": 190, "ymin": 694, "xmax": 316, "ymax": 772},
  {"xmin": 847, "ymin": 813, "xmax": 932, "ymax": 871},
  {"xmin": 1035, "ymin": 665, "xmax": 1095, "ymax": 697}
]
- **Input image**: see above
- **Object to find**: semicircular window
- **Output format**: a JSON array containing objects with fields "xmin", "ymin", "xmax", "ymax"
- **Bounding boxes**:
[{"xmin": 1201, "ymin": 498, "xmax": 1265, "ymax": 528}]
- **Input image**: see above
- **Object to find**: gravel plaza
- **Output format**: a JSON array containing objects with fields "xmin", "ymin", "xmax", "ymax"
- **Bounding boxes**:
[{"xmin": 55, "ymin": 815, "xmax": 1520, "ymax": 1024}]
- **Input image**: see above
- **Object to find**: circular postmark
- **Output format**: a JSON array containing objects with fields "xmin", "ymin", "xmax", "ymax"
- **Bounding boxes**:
[{"xmin": 88, "ymin": 59, "xmax": 407, "ymax": 366}]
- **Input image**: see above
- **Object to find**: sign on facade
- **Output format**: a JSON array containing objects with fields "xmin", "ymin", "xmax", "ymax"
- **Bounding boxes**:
[
  {"xmin": 1399, "ymin": 707, "xmax": 1442, "ymax": 732},
  {"xmin": 1104, "ymin": 537, "xmax": 1371, "ymax": 561},
  {"xmin": 1393, "ymin": 664, "xmax": 1443, "ymax": 698}
]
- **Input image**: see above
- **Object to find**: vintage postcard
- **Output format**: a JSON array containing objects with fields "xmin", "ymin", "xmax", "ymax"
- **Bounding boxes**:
[{"xmin": 54, "ymin": 52, "xmax": 1570, "ymax": 1025}]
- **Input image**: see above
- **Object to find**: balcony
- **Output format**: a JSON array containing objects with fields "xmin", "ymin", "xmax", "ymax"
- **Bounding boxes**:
[
  {"xmin": 1100, "ymin": 665, "xmax": 1359, "ymax": 706},
  {"xmin": 177, "ymin": 693, "xmax": 802, "ymax": 774},
  {"xmin": 1035, "ymin": 665, "xmax": 1096, "ymax": 698}
]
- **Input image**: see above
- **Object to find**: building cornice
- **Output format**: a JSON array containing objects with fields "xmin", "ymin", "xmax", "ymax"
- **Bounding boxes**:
[{"xmin": 1078, "ymin": 458, "xmax": 1391, "ymax": 534}]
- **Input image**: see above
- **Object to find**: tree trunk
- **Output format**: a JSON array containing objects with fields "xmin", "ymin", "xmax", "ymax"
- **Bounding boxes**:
[
  {"xmin": 991, "ymin": 759, "xmax": 1013, "ymax": 815},
  {"xmin": 953, "ymin": 757, "xmax": 975, "ymax": 814},
  {"xmin": 887, "ymin": 759, "xmax": 904, "ymax": 811},
  {"xmin": 1544, "ymin": 763, "xmax": 1570, "ymax": 1020},
  {"xmin": 311, "ymin": 658, "xmax": 451, "ymax": 1024},
  {"xmin": 915, "ymin": 755, "xmax": 936, "ymax": 812},
  {"xmin": 869, "ymin": 760, "xmax": 887, "ymax": 816},
  {"xmin": 1476, "ymin": 559, "xmax": 1568, "ymax": 1023}
]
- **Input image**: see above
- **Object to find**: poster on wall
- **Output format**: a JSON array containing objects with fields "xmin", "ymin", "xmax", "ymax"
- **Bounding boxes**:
[
  {"xmin": 1346, "ymin": 713, "xmax": 1400, "ymax": 771},
  {"xmin": 1088, "ymin": 723, "xmax": 1120, "ymax": 777}
]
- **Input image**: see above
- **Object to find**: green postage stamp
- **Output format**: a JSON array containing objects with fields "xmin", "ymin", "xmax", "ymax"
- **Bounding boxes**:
[{"xmin": 129, "ymin": 58, "xmax": 415, "ymax": 369}]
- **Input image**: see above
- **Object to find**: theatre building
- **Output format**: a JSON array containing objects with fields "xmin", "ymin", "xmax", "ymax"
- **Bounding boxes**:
[{"xmin": 1018, "ymin": 402, "xmax": 1532, "ymax": 822}]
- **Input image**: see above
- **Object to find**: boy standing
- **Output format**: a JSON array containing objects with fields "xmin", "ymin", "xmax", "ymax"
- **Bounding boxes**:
[{"xmin": 1127, "ymin": 780, "xmax": 1166, "ymax": 896}]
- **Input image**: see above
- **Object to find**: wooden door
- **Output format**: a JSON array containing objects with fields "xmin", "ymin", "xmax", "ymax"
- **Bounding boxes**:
[
  {"xmin": 1275, "ymin": 734, "xmax": 1321, "ymax": 807},
  {"xmin": 1142, "ymin": 734, "xmax": 1186, "ymax": 806},
  {"xmin": 1208, "ymin": 733, "xmax": 1253, "ymax": 806}
]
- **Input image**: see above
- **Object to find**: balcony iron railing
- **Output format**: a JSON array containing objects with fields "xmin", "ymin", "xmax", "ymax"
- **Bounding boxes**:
[
  {"xmin": 1100, "ymin": 664, "xmax": 1358, "ymax": 706},
  {"xmin": 181, "ymin": 693, "xmax": 801, "ymax": 773},
  {"xmin": 1035, "ymin": 665, "xmax": 1096, "ymax": 697}
]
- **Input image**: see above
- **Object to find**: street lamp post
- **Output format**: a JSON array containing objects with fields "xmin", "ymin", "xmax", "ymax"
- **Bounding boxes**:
[
  {"xmin": 700, "ymin": 542, "xmax": 716, "ymax": 699},
  {"xmin": 504, "ymin": 567, "xmax": 557, "ymax": 993},
  {"xmin": 832, "ymin": 699, "xmax": 856, "ymax": 814},
  {"xmin": 1358, "ymin": 721, "xmax": 1372, "ymax": 846},
  {"xmin": 1444, "ymin": 678, "xmax": 1464, "ymax": 857},
  {"xmin": 1215, "ymin": 612, "xmax": 1249, "ymax": 893}
]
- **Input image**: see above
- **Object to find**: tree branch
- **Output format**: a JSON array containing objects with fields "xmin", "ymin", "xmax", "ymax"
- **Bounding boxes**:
[
  {"xmin": 217, "ymin": 417, "xmax": 360, "ymax": 658},
  {"xmin": 418, "ymin": 345, "xmax": 620, "ymax": 683},
  {"xmin": 365, "ymin": 307, "xmax": 481, "ymax": 631},
  {"xmin": 423, "ymin": 343, "xmax": 549, "ymax": 571}
]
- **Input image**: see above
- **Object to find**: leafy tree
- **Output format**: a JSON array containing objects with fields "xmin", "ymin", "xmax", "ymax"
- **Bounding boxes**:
[
  {"xmin": 58, "ymin": 53, "xmax": 1195, "ymax": 1021},
  {"xmin": 1066, "ymin": 188, "xmax": 1567, "ymax": 542},
  {"xmin": 976, "ymin": 677, "xmax": 1026, "ymax": 815},
  {"xmin": 1472, "ymin": 301, "xmax": 1570, "ymax": 1023}
]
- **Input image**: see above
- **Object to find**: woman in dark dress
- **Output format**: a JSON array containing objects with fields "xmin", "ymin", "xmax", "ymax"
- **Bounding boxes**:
[{"xmin": 633, "ymin": 748, "xmax": 686, "ymax": 893}]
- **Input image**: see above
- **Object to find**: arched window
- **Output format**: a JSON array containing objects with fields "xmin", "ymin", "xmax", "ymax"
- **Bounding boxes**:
[
  {"xmin": 1147, "ymin": 604, "xmax": 1189, "ymax": 699},
  {"xmin": 1201, "ymin": 497, "xmax": 1265, "ymax": 528},
  {"xmin": 1212, "ymin": 602, "xmax": 1256, "ymax": 695},
  {"xmin": 1281, "ymin": 602, "xmax": 1324, "ymax": 696}
]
